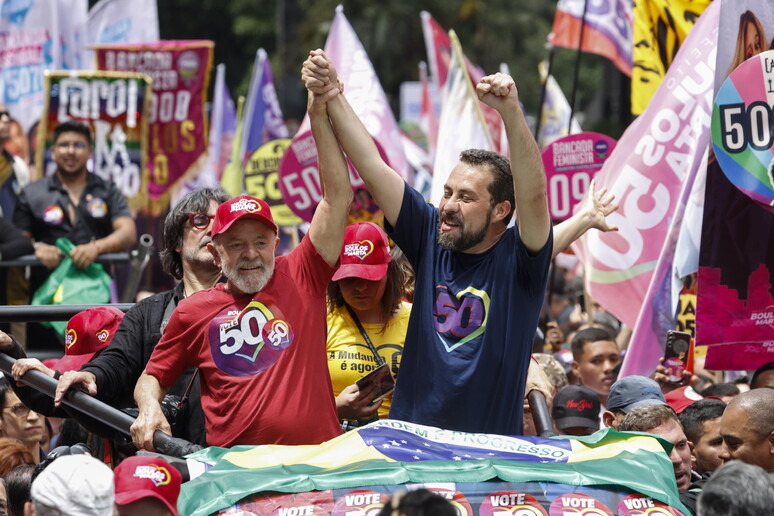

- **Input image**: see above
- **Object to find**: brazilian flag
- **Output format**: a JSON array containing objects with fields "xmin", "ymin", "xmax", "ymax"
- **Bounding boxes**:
[{"xmin": 179, "ymin": 420, "xmax": 690, "ymax": 515}]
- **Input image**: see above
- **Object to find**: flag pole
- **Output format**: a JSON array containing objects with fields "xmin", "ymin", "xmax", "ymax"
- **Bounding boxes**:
[
  {"xmin": 568, "ymin": 0, "xmax": 589, "ymax": 133},
  {"xmin": 534, "ymin": 43, "xmax": 556, "ymax": 143}
]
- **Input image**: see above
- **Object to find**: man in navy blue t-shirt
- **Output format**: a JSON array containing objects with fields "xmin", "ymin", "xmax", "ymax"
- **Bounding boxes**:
[{"xmin": 302, "ymin": 50, "xmax": 614, "ymax": 435}]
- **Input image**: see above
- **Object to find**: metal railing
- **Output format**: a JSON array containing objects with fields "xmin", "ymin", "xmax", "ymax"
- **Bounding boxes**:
[
  {"xmin": 0, "ymin": 353, "xmax": 200, "ymax": 456},
  {"xmin": 0, "ymin": 304, "xmax": 134, "ymax": 323},
  {"xmin": 0, "ymin": 233, "xmax": 154, "ymax": 306}
]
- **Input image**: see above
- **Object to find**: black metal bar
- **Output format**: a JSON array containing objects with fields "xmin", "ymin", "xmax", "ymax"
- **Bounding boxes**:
[
  {"xmin": 528, "ymin": 390, "xmax": 557, "ymax": 437},
  {"xmin": 0, "ymin": 253, "xmax": 130, "ymax": 268},
  {"xmin": 568, "ymin": 0, "xmax": 590, "ymax": 132},
  {"xmin": 0, "ymin": 353, "xmax": 184, "ymax": 453},
  {"xmin": 0, "ymin": 304, "xmax": 134, "ymax": 323},
  {"xmin": 120, "ymin": 234, "xmax": 155, "ymax": 303}
]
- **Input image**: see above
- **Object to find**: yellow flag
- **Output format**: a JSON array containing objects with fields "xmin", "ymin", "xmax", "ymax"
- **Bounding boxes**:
[
  {"xmin": 221, "ymin": 96, "xmax": 246, "ymax": 196},
  {"xmin": 631, "ymin": 0, "xmax": 712, "ymax": 114}
]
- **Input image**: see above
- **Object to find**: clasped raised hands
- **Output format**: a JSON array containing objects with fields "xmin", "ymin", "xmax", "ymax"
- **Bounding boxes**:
[{"xmin": 302, "ymin": 49, "xmax": 343, "ymax": 104}]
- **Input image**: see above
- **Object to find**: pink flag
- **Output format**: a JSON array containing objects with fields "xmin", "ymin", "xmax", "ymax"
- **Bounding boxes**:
[
  {"xmin": 549, "ymin": 0, "xmax": 633, "ymax": 76},
  {"xmin": 570, "ymin": 2, "xmax": 720, "ymax": 377},
  {"xmin": 323, "ymin": 5, "xmax": 408, "ymax": 179}
]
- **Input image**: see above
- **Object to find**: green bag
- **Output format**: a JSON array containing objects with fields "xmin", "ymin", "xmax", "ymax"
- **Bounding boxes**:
[{"xmin": 31, "ymin": 238, "xmax": 112, "ymax": 335}]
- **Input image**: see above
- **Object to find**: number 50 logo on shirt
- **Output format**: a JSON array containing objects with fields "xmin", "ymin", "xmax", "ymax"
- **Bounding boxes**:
[{"xmin": 208, "ymin": 300, "xmax": 295, "ymax": 377}]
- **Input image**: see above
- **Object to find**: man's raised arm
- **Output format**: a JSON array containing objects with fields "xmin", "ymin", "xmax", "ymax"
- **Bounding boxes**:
[
  {"xmin": 476, "ymin": 73, "xmax": 551, "ymax": 253},
  {"xmin": 302, "ymin": 49, "xmax": 404, "ymax": 227},
  {"xmin": 305, "ymin": 81, "xmax": 352, "ymax": 267}
]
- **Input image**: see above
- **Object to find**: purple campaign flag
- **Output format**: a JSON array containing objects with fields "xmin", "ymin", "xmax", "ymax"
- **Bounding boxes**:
[{"xmin": 240, "ymin": 48, "xmax": 288, "ymax": 163}]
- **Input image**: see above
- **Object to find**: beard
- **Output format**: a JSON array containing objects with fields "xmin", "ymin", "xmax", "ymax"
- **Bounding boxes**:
[
  {"xmin": 222, "ymin": 258, "xmax": 275, "ymax": 295},
  {"xmin": 436, "ymin": 208, "xmax": 491, "ymax": 252}
]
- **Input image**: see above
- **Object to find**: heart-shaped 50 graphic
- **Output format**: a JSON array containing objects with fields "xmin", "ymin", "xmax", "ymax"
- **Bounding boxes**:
[{"xmin": 433, "ymin": 285, "xmax": 491, "ymax": 352}]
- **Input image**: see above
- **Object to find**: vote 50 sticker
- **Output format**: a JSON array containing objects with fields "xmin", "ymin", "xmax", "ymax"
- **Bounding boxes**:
[
  {"xmin": 208, "ymin": 301, "xmax": 294, "ymax": 377},
  {"xmin": 713, "ymin": 49, "xmax": 774, "ymax": 212},
  {"xmin": 549, "ymin": 493, "xmax": 613, "ymax": 515}
]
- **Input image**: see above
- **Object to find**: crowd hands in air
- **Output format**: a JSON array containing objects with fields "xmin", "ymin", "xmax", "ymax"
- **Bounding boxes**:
[{"xmin": 0, "ymin": 50, "xmax": 765, "ymax": 515}]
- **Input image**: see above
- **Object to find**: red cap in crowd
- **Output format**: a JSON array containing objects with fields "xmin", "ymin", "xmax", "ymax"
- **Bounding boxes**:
[
  {"xmin": 114, "ymin": 456, "xmax": 182, "ymax": 516},
  {"xmin": 211, "ymin": 195, "xmax": 278, "ymax": 236},
  {"xmin": 332, "ymin": 222, "xmax": 391, "ymax": 282},
  {"xmin": 664, "ymin": 385, "xmax": 704, "ymax": 414},
  {"xmin": 49, "ymin": 306, "xmax": 124, "ymax": 373}
]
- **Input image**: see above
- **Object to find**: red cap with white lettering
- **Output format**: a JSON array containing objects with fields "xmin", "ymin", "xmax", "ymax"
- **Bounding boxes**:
[
  {"xmin": 211, "ymin": 195, "xmax": 278, "ymax": 236},
  {"xmin": 114, "ymin": 456, "xmax": 181, "ymax": 516},
  {"xmin": 332, "ymin": 222, "xmax": 391, "ymax": 282}
]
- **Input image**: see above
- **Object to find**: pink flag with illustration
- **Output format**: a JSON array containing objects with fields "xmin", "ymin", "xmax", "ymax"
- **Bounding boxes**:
[
  {"xmin": 549, "ymin": 0, "xmax": 633, "ymax": 76},
  {"xmin": 696, "ymin": 1, "xmax": 774, "ymax": 370},
  {"xmin": 571, "ymin": 2, "xmax": 719, "ymax": 377}
]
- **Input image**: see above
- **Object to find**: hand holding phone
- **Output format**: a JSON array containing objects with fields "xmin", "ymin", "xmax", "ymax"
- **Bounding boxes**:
[
  {"xmin": 664, "ymin": 330, "xmax": 692, "ymax": 384},
  {"xmin": 356, "ymin": 363, "xmax": 395, "ymax": 404}
]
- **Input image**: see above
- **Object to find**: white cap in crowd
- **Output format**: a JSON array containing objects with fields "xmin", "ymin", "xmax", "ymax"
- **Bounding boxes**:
[{"xmin": 30, "ymin": 454, "xmax": 114, "ymax": 516}]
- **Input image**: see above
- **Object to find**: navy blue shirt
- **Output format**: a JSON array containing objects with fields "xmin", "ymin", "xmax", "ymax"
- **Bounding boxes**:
[
  {"xmin": 13, "ymin": 172, "xmax": 131, "ymax": 245},
  {"xmin": 387, "ymin": 184, "xmax": 552, "ymax": 435}
]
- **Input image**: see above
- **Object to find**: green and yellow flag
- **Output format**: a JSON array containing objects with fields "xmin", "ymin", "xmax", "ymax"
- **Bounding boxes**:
[{"xmin": 179, "ymin": 420, "xmax": 690, "ymax": 516}]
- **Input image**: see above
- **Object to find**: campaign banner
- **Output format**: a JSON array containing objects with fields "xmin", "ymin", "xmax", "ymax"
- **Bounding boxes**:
[
  {"xmin": 0, "ymin": 1, "xmax": 61, "ymax": 131},
  {"xmin": 697, "ymin": 2, "xmax": 774, "ymax": 370},
  {"xmin": 541, "ymin": 133, "xmax": 616, "ymax": 221},
  {"xmin": 631, "ymin": 0, "xmax": 711, "ymax": 115},
  {"xmin": 95, "ymin": 40, "xmax": 214, "ymax": 201},
  {"xmin": 712, "ymin": 50, "xmax": 774, "ymax": 211},
  {"xmin": 171, "ymin": 62, "xmax": 236, "ymax": 204},
  {"xmin": 213, "ymin": 483, "xmax": 686, "ymax": 516},
  {"xmin": 178, "ymin": 421, "xmax": 688, "ymax": 516},
  {"xmin": 277, "ymin": 129, "xmax": 375, "ymax": 222},
  {"xmin": 37, "ymin": 71, "xmax": 151, "ymax": 213},
  {"xmin": 549, "ymin": 0, "xmax": 633, "ymax": 77},
  {"xmin": 570, "ymin": 2, "xmax": 719, "ymax": 378},
  {"xmin": 243, "ymin": 139, "xmax": 301, "ymax": 227}
]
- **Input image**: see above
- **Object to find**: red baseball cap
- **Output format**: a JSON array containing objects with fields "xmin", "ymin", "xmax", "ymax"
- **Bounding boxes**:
[
  {"xmin": 211, "ymin": 195, "xmax": 278, "ymax": 236},
  {"xmin": 332, "ymin": 222, "xmax": 391, "ymax": 282},
  {"xmin": 664, "ymin": 385, "xmax": 704, "ymax": 414},
  {"xmin": 114, "ymin": 456, "xmax": 182, "ymax": 515},
  {"xmin": 51, "ymin": 306, "xmax": 124, "ymax": 373}
]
